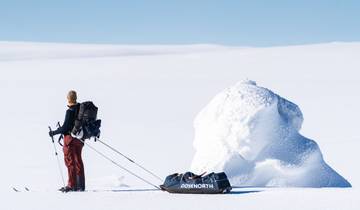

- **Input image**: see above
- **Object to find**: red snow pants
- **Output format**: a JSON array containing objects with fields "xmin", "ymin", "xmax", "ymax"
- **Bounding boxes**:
[{"xmin": 63, "ymin": 135, "xmax": 85, "ymax": 189}]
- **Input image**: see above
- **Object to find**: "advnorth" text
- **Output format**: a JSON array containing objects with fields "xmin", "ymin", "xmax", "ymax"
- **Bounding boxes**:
[{"xmin": 180, "ymin": 183, "xmax": 215, "ymax": 189}]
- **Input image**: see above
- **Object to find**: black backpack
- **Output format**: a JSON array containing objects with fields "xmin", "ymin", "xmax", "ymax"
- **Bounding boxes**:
[{"xmin": 72, "ymin": 101, "xmax": 101, "ymax": 140}]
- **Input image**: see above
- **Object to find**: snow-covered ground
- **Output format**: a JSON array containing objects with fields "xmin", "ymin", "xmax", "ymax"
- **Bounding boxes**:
[{"xmin": 1, "ymin": 41, "xmax": 359, "ymax": 209}]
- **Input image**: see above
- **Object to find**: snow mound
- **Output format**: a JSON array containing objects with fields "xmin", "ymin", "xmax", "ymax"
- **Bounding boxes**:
[{"xmin": 191, "ymin": 80, "xmax": 351, "ymax": 187}]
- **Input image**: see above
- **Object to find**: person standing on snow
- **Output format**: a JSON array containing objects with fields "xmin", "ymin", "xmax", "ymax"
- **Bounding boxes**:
[{"xmin": 49, "ymin": 90, "xmax": 85, "ymax": 192}]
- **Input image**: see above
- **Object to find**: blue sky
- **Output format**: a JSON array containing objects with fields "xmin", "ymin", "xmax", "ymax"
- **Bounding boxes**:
[{"xmin": 0, "ymin": 0, "xmax": 359, "ymax": 46}]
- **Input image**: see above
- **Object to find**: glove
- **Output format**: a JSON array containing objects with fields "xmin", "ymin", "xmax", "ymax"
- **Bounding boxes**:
[{"xmin": 49, "ymin": 130, "xmax": 55, "ymax": 137}]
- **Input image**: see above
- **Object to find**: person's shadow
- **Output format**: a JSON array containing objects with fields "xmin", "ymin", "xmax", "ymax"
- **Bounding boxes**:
[{"xmin": 90, "ymin": 187, "xmax": 262, "ymax": 195}]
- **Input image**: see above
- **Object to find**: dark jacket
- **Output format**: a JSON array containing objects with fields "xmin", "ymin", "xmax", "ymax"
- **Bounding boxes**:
[{"xmin": 53, "ymin": 103, "xmax": 80, "ymax": 135}]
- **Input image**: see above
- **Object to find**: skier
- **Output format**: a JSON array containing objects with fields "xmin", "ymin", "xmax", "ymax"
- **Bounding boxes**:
[{"xmin": 49, "ymin": 90, "xmax": 85, "ymax": 192}]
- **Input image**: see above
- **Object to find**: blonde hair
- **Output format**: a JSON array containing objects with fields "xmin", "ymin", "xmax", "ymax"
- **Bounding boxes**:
[{"xmin": 67, "ymin": 90, "xmax": 77, "ymax": 104}]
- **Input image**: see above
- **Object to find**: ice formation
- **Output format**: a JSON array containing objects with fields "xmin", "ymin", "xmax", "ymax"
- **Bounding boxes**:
[{"xmin": 191, "ymin": 80, "xmax": 351, "ymax": 187}]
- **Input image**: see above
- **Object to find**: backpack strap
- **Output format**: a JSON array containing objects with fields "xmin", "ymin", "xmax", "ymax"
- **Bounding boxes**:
[{"xmin": 74, "ymin": 103, "xmax": 81, "ymax": 120}]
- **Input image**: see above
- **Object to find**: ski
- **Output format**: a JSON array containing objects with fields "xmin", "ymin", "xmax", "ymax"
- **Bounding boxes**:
[{"xmin": 11, "ymin": 186, "xmax": 160, "ymax": 193}]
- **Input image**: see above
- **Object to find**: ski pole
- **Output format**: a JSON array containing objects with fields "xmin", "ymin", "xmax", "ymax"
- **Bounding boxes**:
[
  {"xmin": 78, "ymin": 139, "xmax": 160, "ymax": 190},
  {"xmin": 96, "ymin": 139, "xmax": 163, "ymax": 182},
  {"xmin": 48, "ymin": 126, "xmax": 66, "ymax": 188}
]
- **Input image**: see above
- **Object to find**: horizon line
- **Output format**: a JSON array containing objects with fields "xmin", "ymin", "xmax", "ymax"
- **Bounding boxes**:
[{"xmin": 1, "ymin": 40, "xmax": 359, "ymax": 48}]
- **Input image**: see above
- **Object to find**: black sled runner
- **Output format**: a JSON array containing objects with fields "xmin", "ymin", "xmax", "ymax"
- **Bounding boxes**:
[{"xmin": 160, "ymin": 172, "xmax": 232, "ymax": 194}]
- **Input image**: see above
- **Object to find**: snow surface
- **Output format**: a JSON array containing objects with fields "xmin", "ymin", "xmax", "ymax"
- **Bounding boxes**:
[
  {"xmin": 0, "ymin": 41, "xmax": 360, "ymax": 209},
  {"xmin": 191, "ymin": 80, "xmax": 351, "ymax": 187}
]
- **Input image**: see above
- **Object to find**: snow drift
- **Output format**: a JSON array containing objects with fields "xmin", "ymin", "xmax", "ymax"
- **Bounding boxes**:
[{"xmin": 191, "ymin": 80, "xmax": 351, "ymax": 187}]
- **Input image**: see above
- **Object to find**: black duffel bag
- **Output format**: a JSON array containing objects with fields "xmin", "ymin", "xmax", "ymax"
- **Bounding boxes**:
[{"xmin": 160, "ymin": 172, "xmax": 232, "ymax": 194}]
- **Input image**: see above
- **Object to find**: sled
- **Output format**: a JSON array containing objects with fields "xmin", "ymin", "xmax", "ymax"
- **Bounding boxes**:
[{"xmin": 160, "ymin": 172, "xmax": 232, "ymax": 194}]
